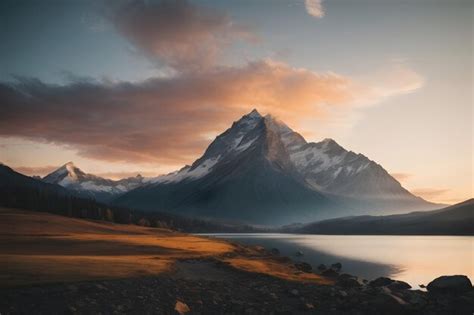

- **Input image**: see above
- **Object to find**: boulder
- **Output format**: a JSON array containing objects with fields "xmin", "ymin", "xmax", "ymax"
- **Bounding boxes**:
[
  {"xmin": 387, "ymin": 280, "xmax": 411, "ymax": 291},
  {"xmin": 338, "ymin": 273, "xmax": 355, "ymax": 280},
  {"xmin": 427, "ymin": 275, "xmax": 472, "ymax": 294},
  {"xmin": 317, "ymin": 264, "xmax": 327, "ymax": 271},
  {"xmin": 321, "ymin": 269, "xmax": 339, "ymax": 278},
  {"xmin": 337, "ymin": 274, "xmax": 361, "ymax": 288},
  {"xmin": 369, "ymin": 277, "xmax": 395, "ymax": 287},
  {"xmin": 331, "ymin": 262, "xmax": 342, "ymax": 271},
  {"xmin": 270, "ymin": 248, "xmax": 280, "ymax": 255},
  {"xmin": 294, "ymin": 262, "xmax": 312, "ymax": 273},
  {"xmin": 290, "ymin": 289, "xmax": 299, "ymax": 297},
  {"xmin": 295, "ymin": 250, "xmax": 304, "ymax": 257},
  {"xmin": 304, "ymin": 303, "xmax": 314, "ymax": 310},
  {"xmin": 369, "ymin": 293, "xmax": 405, "ymax": 314}
]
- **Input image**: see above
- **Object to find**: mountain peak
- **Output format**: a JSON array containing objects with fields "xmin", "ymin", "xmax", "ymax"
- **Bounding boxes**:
[
  {"xmin": 45, "ymin": 161, "xmax": 82, "ymax": 182},
  {"xmin": 63, "ymin": 161, "xmax": 79, "ymax": 171},
  {"xmin": 116, "ymin": 110, "xmax": 436, "ymax": 224},
  {"xmin": 263, "ymin": 114, "xmax": 296, "ymax": 137},
  {"xmin": 321, "ymin": 138, "xmax": 336, "ymax": 144},
  {"xmin": 247, "ymin": 108, "xmax": 261, "ymax": 118}
]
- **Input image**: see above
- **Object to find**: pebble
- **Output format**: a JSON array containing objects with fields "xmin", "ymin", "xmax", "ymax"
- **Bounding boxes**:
[
  {"xmin": 174, "ymin": 300, "xmax": 190, "ymax": 315},
  {"xmin": 290, "ymin": 289, "xmax": 299, "ymax": 296}
]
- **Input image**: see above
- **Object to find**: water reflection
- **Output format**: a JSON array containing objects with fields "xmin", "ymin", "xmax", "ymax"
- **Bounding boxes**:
[{"xmin": 201, "ymin": 234, "xmax": 473, "ymax": 289}]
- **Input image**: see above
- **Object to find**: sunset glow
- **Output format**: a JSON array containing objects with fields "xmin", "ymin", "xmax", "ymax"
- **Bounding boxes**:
[{"xmin": 0, "ymin": 0, "xmax": 472, "ymax": 204}]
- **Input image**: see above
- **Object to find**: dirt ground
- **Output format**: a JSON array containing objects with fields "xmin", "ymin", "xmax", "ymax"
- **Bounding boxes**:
[{"xmin": 0, "ymin": 207, "xmax": 329, "ymax": 288}]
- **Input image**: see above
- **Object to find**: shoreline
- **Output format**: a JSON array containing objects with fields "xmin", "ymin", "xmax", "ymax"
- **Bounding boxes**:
[
  {"xmin": 1, "ymin": 208, "xmax": 473, "ymax": 314},
  {"xmin": 2, "ymin": 254, "xmax": 473, "ymax": 314}
]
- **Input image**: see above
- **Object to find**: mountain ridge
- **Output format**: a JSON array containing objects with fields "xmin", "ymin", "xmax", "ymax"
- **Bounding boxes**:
[
  {"xmin": 115, "ymin": 109, "xmax": 438, "ymax": 225},
  {"xmin": 281, "ymin": 199, "xmax": 474, "ymax": 235},
  {"xmin": 43, "ymin": 162, "xmax": 145, "ymax": 202}
]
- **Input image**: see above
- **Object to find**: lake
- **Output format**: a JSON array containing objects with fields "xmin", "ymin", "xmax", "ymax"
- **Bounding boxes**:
[{"xmin": 200, "ymin": 234, "xmax": 473, "ymax": 289}]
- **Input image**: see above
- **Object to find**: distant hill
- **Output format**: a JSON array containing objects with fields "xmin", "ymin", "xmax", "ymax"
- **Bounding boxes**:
[
  {"xmin": 283, "ymin": 199, "xmax": 474, "ymax": 235},
  {"xmin": 0, "ymin": 163, "xmax": 257, "ymax": 233}
]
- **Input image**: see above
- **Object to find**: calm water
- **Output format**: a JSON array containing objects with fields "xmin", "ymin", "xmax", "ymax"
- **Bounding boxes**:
[{"xmin": 201, "ymin": 234, "xmax": 473, "ymax": 289}]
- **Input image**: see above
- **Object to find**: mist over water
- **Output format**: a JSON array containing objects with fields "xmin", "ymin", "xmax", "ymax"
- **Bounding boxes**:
[{"xmin": 202, "ymin": 234, "xmax": 473, "ymax": 289}]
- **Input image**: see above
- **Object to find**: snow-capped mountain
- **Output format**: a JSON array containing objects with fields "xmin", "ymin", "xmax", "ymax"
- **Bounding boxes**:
[
  {"xmin": 43, "ymin": 162, "xmax": 145, "ymax": 202},
  {"xmin": 115, "ymin": 109, "xmax": 437, "ymax": 225}
]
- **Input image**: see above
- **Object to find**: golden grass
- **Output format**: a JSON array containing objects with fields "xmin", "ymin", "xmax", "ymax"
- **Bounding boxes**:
[
  {"xmin": 225, "ymin": 258, "xmax": 334, "ymax": 284},
  {"xmin": 0, "ymin": 254, "xmax": 173, "ymax": 287},
  {"xmin": 0, "ymin": 207, "xmax": 332, "ymax": 287},
  {"xmin": 0, "ymin": 208, "xmax": 233, "ymax": 287}
]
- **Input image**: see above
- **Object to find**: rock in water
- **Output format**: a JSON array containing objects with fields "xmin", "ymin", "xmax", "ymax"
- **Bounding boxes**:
[
  {"xmin": 427, "ymin": 275, "xmax": 473, "ymax": 294},
  {"xmin": 174, "ymin": 300, "xmax": 190, "ymax": 314},
  {"xmin": 331, "ymin": 262, "xmax": 342, "ymax": 271},
  {"xmin": 270, "ymin": 248, "xmax": 280, "ymax": 255},
  {"xmin": 369, "ymin": 277, "xmax": 395, "ymax": 287},
  {"xmin": 295, "ymin": 250, "xmax": 304, "ymax": 257},
  {"xmin": 387, "ymin": 280, "xmax": 412, "ymax": 291}
]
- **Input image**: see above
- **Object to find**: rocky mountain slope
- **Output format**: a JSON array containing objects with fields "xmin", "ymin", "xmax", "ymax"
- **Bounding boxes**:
[
  {"xmin": 115, "ymin": 110, "xmax": 437, "ymax": 225},
  {"xmin": 43, "ymin": 162, "xmax": 144, "ymax": 202}
]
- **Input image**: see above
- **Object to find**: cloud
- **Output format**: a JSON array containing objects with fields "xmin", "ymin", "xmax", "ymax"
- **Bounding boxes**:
[
  {"xmin": 0, "ymin": 0, "xmax": 423, "ymax": 167},
  {"xmin": 305, "ymin": 0, "xmax": 325, "ymax": 18},
  {"xmin": 0, "ymin": 59, "xmax": 423, "ymax": 166},
  {"xmin": 390, "ymin": 172, "xmax": 413, "ymax": 182},
  {"xmin": 411, "ymin": 188, "xmax": 450, "ymax": 200},
  {"xmin": 110, "ymin": 0, "xmax": 257, "ymax": 72}
]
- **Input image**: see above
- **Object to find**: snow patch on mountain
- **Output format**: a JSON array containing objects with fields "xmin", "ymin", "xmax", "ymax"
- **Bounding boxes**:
[
  {"xmin": 151, "ymin": 155, "xmax": 221, "ymax": 184},
  {"xmin": 290, "ymin": 144, "xmax": 346, "ymax": 172},
  {"xmin": 235, "ymin": 136, "xmax": 258, "ymax": 152},
  {"xmin": 43, "ymin": 162, "xmax": 146, "ymax": 202}
]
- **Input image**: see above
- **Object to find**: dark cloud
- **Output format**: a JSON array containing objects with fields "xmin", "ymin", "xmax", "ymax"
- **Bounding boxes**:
[{"xmin": 110, "ymin": 0, "xmax": 257, "ymax": 72}]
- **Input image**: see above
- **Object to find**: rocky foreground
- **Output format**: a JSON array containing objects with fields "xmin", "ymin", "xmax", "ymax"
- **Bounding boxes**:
[
  {"xmin": 1, "ymin": 209, "xmax": 472, "ymax": 314},
  {"xmin": 1, "ymin": 255, "xmax": 473, "ymax": 315}
]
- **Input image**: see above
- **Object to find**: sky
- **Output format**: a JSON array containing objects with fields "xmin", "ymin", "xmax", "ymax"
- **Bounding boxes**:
[{"xmin": 0, "ymin": 0, "xmax": 472, "ymax": 204}]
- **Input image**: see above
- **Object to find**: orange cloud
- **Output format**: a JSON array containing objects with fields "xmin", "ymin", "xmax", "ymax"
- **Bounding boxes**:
[
  {"xmin": 0, "ymin": 59, "xmax": 423, "ymax": 166},
  {"xmin": 305, "ymin": 0, "xmax": 325, "ymax": 18},
  {"xmin": 411, "ymin": 188, "xmax": 450, "ymax": 200}
]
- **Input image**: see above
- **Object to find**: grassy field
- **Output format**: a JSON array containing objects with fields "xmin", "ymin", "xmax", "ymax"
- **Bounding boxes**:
[{"xmin": 0, "ymin": 207, "xmax": 331, "ymax": 287}]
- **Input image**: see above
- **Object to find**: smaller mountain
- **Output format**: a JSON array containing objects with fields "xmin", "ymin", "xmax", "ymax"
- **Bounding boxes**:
[
  {"xmin": 283, "ymin": 199, "xmax": 474, "ymax": 235},
  {"xmin": 43, "ymin": 162, "xmax": 145, "ymax": 202},
  {"xmin": 0, "ymin": 163, "xmax": 68, "ymax": 195},
  {"xmin": 0, "ymin": 163, "xmax": 72, "ymax": 213},
  {"xmin": 0, "ymin": 163, "xmax": 259, "ymax": 233}
]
